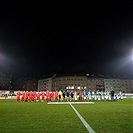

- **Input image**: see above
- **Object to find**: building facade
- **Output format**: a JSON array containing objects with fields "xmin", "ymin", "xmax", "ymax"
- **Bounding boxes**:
[
  {"xmin": 104, "ymin": 78, "xmax": 121, "ymax": 92},
  {"xmin": 38, "ymin": 75, "xmax": 87, "ymax": 91},
  {"xmin": 38, "ymin": 78, "xmax": 52, "ymax": 91},
  {"xmin": 38, "ymin": 74, "xmax": 133, "ymax": 93},
  {"xmin": 52, "ymin": 75, "xmax": 87, "ymax": 91},
  {"xmin": 88, "ymin": 77, "xmax": 104, "ymax": 91},
  {"xmin": 121, "ymin": 79, "xmax": 133, "ymax": 93}
]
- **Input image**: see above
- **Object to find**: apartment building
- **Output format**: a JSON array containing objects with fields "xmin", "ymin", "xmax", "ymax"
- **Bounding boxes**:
[
  {"xmin": 37, "ymin": 74, "xmax": 133, "ymax": 93},
  {"xmin": 121, "ymin": 79, "xmax": 133, "ymax": 93}
]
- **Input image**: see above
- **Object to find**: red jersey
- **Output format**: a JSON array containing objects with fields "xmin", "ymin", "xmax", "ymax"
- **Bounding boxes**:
[
  {"xmin": 17, "ymin": 91, "xmax": 20, "ymax": 96},
  {"xmin": 29, "ymin": 91, "xmax": 32, "ymax": 100},
  {"xmin": 55, "ymin": 91, "xmax": 58, "ymax": 100},
  {"xmin": 33, "ymin": 91, "xmax": 36, "ymax": 100},
  {"xmin": 50, "ymin": 92, "xmax": 54, "ymax": 100},
  {"xmin": 16, "ymin": 91, "xmax": 20, "ymax": 102},
  {"xmin": 26, "ymin": 92, "xmax": 28, "ymax": 101},
  {"xmin": 46, "ymin": 90, "xmax": 50, "ymax": 100},
  {"xmin": 42, "ymin": 92, "xmax": 44, "ymax": 100},
  {"xmin": 21, "ymin": 95, "xmax": 25, "ymax": 101},
  {"xmin": 37, "ymin": 92, "xmax": 40, "ymax": 100}
]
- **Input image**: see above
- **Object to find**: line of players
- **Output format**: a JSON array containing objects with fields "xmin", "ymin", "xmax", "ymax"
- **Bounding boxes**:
[
  {"xmin": 16, "ymin": 90, "xmax": 123, "ymax": 102},
  {"xmin": 16, "ymin": 90, "xmax": 58, "ymax": 102},
  {"xmin": 85, "ymin": 90, "xmax": 123, "ymax": 101}
]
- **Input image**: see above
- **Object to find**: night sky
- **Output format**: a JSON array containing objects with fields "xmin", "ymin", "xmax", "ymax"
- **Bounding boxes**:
[{"xmin": 0, "ymin": 1, "xmax": 133, "ymax": 78}]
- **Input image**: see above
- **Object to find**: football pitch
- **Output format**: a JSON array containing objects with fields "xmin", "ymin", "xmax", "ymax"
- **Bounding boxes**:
[{"xmin": 0, "ymin": 99, "xmax": 132, "ymax": 133}]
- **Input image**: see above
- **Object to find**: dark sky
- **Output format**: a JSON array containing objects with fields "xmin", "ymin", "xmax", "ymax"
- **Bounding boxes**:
[{"xmin": 0, "ymin": 1, "xmax": 133, "ymax": 78}]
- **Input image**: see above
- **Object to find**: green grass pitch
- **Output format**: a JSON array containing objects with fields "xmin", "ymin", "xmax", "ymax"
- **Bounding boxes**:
[{"xmin": 0, "ymin": 99, "xmax": 132, "ymax": 133}]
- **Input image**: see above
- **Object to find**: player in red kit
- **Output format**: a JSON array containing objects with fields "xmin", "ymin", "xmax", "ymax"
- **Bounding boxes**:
[
  {"xmin": 50, "ymin": 92, "xmax": 54, "ymax": 101},
  {"xmin": 29, "ymin": 91, "xmax": 32, "ymax": 102},
  {"xmin": 25, "ymin": 91, "xmax": 28, "ymax": 102},
  {"xmin": 33, "ymin": 91, "xmax": 36, "ymax": 101},
  {"xmin": 37, "ymin": 92, "xmax": 40, "ymax": 102},
  {"xmin": 16, "ymin": 91, "xmax": 20, "ymax": 102},
  {"xmin": 21, "ymin": 91, "xmax": 25, "ymax": 102},
  {"xmin": 31, "ymin": 93, "xmax": 34, "ymax": 102},
  {"xmin": 28, "ymin": 92, "xmax": 30, "ymax": 102},
  {"xmin": 46, "ymin": 90, "xmax": 50, "ymax": 101},
  {"xmin": 41, "ymin": 91, "xmax": 44, "ymax": 102},
  {"xmin": 55, "ymin": 90, "xmax": 58, "ymax": 101},
  {"xmin": 29, "ymin": 91, "xmax": 34, "ymax": 102}
]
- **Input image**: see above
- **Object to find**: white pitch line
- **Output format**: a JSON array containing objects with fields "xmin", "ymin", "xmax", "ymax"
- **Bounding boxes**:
[
  {"xmin": 68, "ymin": 101, "xmax": 96, "ymax": 133},
  {"xmin": 47, "ymin": 102, "xmax": 94, "ymax": 104}
]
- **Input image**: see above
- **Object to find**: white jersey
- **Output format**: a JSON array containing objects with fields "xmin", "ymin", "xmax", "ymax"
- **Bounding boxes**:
[{"xmin": 74, "ymin": 92, "xmax": 77, "ymax": 101}]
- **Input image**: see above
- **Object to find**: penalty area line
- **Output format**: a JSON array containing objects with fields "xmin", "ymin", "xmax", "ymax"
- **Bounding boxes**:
[{"xmin": 68, "ymin": 101, "xmax": 96, "ymax": 133}]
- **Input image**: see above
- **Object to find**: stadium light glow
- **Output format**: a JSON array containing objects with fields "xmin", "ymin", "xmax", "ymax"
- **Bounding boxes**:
[
  {"xmin": 132, "ymin": 48, "xmax": 133, "ymax": 60},
  {"xmin": 119, "ymin": 48, "xmax": 133, "ymax": 67},
  {"xmin": 0, "ymin": 52, "xmax": 13, "ymax": 68}
]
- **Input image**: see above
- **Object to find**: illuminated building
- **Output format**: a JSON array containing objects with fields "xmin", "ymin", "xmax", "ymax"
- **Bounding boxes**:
[{"xmin": 37, "ymin": 74, "xmax": 133, "ymax": 93}]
